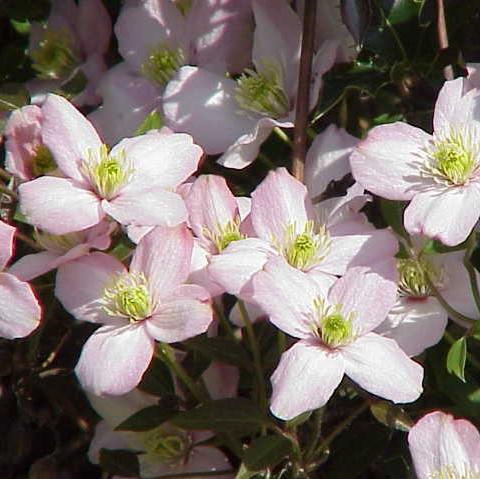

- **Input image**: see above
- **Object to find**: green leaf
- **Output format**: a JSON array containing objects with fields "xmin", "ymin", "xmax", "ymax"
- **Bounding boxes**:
[
  {"xmin": 370, "ymin": 401, "xmax": 412, "ymax": 431},
  {"xmin": 115, "ymin": 405, "xmax": 175, "ymax": 432},
  {"xmin": 10, "ymin": 19, "xmax": 30, "ymax": 35},
  {"xmin": 138, "ymin": 356, "xmax": 175, "ymax": 396},
  {"xmin": 471, "ymin": 321, "xmax": 480, "ymax": 341},
  {"xmin": 235, "ymin": 463, "xmax": 258, "ymax": 479},
  {"xmin": 171, "ymin": 398, "xmax": 267, "ymax": 433},
  {"xmin": 446, "ymin": 337, "xmax": 467, "ymax": 382},
  {"xmin": 384, "ymin": 0, "xmax": 421, "ymax": 24},
  {"xmin": 243, "ymin": 435, "xmax": 292, "ymax": 472},
  {"xmin": 379, "ymin": 199, "xmax": 408, "ymax": 238},
  {"xmin": 134, "ymin": 110, "xmax": 164, "ymax": 136},
  {"xmin": 185, "ymin": 336, "xmax": 252, "ymax": 369},
  {"xmin": 0, "ymin": 82, "xmax": 29, "ymax": 112},
  {"xmin": 99, "ymin": 449, "xmax": 139, "ymax": 477}
]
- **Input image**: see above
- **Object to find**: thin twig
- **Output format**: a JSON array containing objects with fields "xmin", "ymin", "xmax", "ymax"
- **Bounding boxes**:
[
  {"xmin": 0, "ymin": 183, "xmax": 17, "ymax": 200},
  {"xmin": 436, "ymin": 0, "xmax": 454, "ymax": 80},
  {"xmin": 291, "ymin": 0, "xmax": 317, "ymax": 181},
  {"xmin": 0, "ymin": 167, "xmax": 12, "ymax": 182}
]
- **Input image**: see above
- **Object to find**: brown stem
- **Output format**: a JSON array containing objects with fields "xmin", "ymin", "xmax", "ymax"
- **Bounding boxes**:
[
  {"xmin": 291, "ymin": 0, "xmax": 317, "ymax": 182},
  {"xmin": 0, "ymin": 168, "xmax": 13, "ymax": 182},
  {"xmin": 436, "ymin": 0, "xmax": 453, "ymax": 80}
]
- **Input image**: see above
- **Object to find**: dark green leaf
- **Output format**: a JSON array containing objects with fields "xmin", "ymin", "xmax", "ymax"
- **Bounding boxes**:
[
  {"xmin": 171, "ymin": 398, "xmax": 266, "ymax": 433},
  {"xmin": 0, "ymin": 82, "xmax": 29, "ymax": 111},
  {"xmin": 471, "ymin": 321, "xmax": 480, "ymax": 341},
  {"xmin": 379, "ymin": 199, "xmax": 408, "ymax": 238},
  {"xmin": 138, "ymin": 356, "xmax": 175, "ymax": 396},
  {"xmin": 447, "ymin": 337, "xmax": 467, "ymax": 382},
  {"xmin": 243, "ymin": 435, "xmax": 292, "ymax": 471},
  {"xmin": 99, "ymin": 449, "xmax": 139, "ymax": 477},
  {"xmin": 115, "ymin": 405, "xmax": 174, "ymax": 432},
  {"xmin": 384, "ymin": 0, "xmax": 421, "ymax": 24}
]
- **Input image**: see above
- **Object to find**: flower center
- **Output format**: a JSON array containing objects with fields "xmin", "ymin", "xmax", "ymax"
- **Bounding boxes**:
[
  {"xmin": 429, "ymin": 465, "xmax": 480, "ymax": 479},
  {"xmin": 203, "ymin": 217, "xmax": 245, "ymax": 253},
  {"xmin": 34, "ymin": 230, "xmax": 82, "ymax": 254},
  {"xmin": 312, "ymin": 298, "xmax": 355, "ymax": 348},
  {"xmin": 397, "ymin": 258, "xmax": 444, "ymax": 298},
  {"xmin": 141, "ymin": 44, "xmax": 185, "ymax": 87},
  {"xmin": 31, "ymin": 145, "xmax": 56, "ymax": 177},
  {"xmin": 140, "ymin": 426, "xmax": 190, "ymax": 463},
  {"xmin": 235, "ymin": 62, "xmax": 289, "ymax": 118},
  {"xmin": 425, "ymin": 130, "xmax": 479, "ymax": 185},
  {"xmin": 102, "ymin": 273, "xmax": 152, "ymax": 322},
  {"xmin": 282, "ymin": 220, "xmax": 331, "ymax": 270},
  {"xmin": 82, "ymin": 144, "xmax": 133, "ymax": 200},
  {"xmin": 30, "ymin": 28, "xmax": 79, "ymax": 80}
]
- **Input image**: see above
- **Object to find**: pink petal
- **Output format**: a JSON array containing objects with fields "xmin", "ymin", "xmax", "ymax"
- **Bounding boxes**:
[
  {"xmin": 103, "ymin": 188, "xmax": 187, "ymax": 228},
  {"xmin": 270, "ymin": 339, "xmax": 345, "ymax": 420},
  {"xmin": 77, "ymin": 0, "xmax": 112, "ymax": 56},
  {"xmin": 305, "ymin": 124, "xmax": 357, "ymax": 199},
  {"xmin": 202, "ymin": 362, "xmax": 239, "ymax": 399},
  {"xmin": 0, "ymin": 220, "xmax": 15, "ymax": 270},
  {"xmin": 404, "ymin": 183, "xmax": 480, "ymax": 246},
  {"xmin": 186, "ymin": 174, "xmax": 238, "ymax": 244},
  {"xmin": 376, "ymin": 297, "xmax": 447, "ymax": 357},
  {"xmin": 328, "ymin": 267, "xmax": 397, "ymax": 334},
  {"xmin": 350, "ymin": 122, "xmax": 430, "ymax": 200},
  {"xmin": 41, "ymin": 94, "xmax": 102, "ymax": 183},
  {"xmin": 0, "ymin": 272, "xmax": 41, "ymax": 339},
  {"xmin": 75, "ymin": 322, "xmax": 154, "ymax": 395},
  {"xmin": 88, "ymin": 421, "xmax": 133, "ymax": 464},
  {"xmin": 9, "ymin": 251, "xmax": 61, "ymax": 281},
  {"xmin": 55, "ymin": 252, "xmax": 126, "ymax": 324},
  {"xmin": 19, "ymin": 176, "xmax": 103, "ymax": 235},
  {"xmin": 163, "ymin": 66, "xmax": 256, "ymax": 155},
  {"xmin": 251, "ymin": 167, "xmax": 314, "ymax": 242},
  {"xmin": 433, "ymin": 78, "xmax": 466, "ymax": 132},
  {"xmin": 130, "ymin": 225, "xmax": 193, "ymax": 300},
  {"xmin": 207, "ymin": 238, "xmax": 276, "ymax": 296},
  {"xmin": 343, "ymin": 333, "xmax": 423, "ymax": 403},
  {"xmin": 250, "ymin": 257, "xmax": 326, "ymax": 339},
  {"xmin": 309, "ymin": 40, "xmax": 338, "ymax": 111}
]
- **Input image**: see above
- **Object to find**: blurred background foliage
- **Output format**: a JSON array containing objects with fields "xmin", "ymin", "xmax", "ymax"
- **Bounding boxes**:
[{"xmin": 1, "ymin": 0, "xmax": 480, "ymax": 478}]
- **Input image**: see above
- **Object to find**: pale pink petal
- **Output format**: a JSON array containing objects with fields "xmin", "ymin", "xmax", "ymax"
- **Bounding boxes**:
[
  {"xmin": 130, "ymin": 225, "xmax": 193, "ymax": 300},
  {"xmin": 251, "ymin": 167, "xmax": 313, "ymax": 242},
  {"xmin": 433, "ymin": 78, "xmax": 466, "ymax": 133},
  {"xmin": 88, "ymin": 62, "xmax": 161, "ymax": 145},
  {"xmin": 74, "ymin": 53, "xmax": 107, "ymax": 107},
  {"xmin": 41, "ymin": 94, "xmax": 102, "ymax": 183},
  {"xmin": 408, "ymin": 411, "xmax": 480, "ymax": 479},
  {"xmin": 19, "ymin": 176, "xmax": 103, "ymax": 235},
  {"xmin": 55, "ymin": 252, "xmax": 126, "ymax": 324},
  {"xmin": 189, "ymin": 241, "xmax": 224, "ymax": 297},
  {"xmin": 88, "ymin": 421, "xmax": 134, "ymax": 464},
  {"xmin": 84, "ymin": 220, "xmax": 116, "ymax": 250},
  {"xmin": 77, "ymin": 0, "xmax": 112, "ymax": 56},
  {"xmin": 376, "ymin": 297, "xmax": 447, "ymax": 357},
  {"xmin": 305, "ymin": 124, "xmax": 357, "ymax": 199},
  {"xmin": 115, "ymin": 0, "xmax": 185, "ymax": 72},
  {"xmin": 75, "ymin": 323, "xmax": 154, "ymax": 396},
  {"xmin": 0, "ymin": 220, "xmax": 15, "ymax": 270},
  {"xmin": 445, "ymin": 86, "xmax": 480, "ymax": 131},
  {"xmin": 163, "ymin": 66, "xmax": 256, "ymax": 155},
  {"xmin": 328, "ymin": 267, "xmax": 397, "ymax": 334},
  {"xmin": 350, "ymin": 122, "xmax": 430, "ymax": 200},
  {"xmin": 250, "ymin": 257, "xmax": 324, "ymax": 339},
  {"xmin": 186, "ymin": 175, "xmax": 238, "ymax": 243},
  {"xmin": 5, "ymin": 105, "xmax": 43, "ymax": 180},
  {"xmin": 9, "ymin": 251, "xmax": 61, "ymax": 281},
  {"xmin": 270, "ymin": 339, "xmax": 345, "ymax": 420},
  {"xmin": 111, "ymin": 132, "xmax": 202, "ymax": 191},
  {"xmin": 404, "ymin": 183, "xmax": 480, "ymax": 246},
  {"xmin": 0, "ymin": 272, "xmax": 41, "ymax": 339},
  {"xmin": 343, "ymin": 333, "xmax": 423, "ymax": 403},
  {"xmin": 467, "ymin": 63, "xmax": 480, "ymax": 90},
  {"xmin": 229, "ymin": 300, "xmax": 266, "ymax": 327},
  {"xmin": 102, "ymin": 188, "xmax": 187, "ymax": 228},
  {"xmin": 218, "ymin": 117, "xmax": 292, "ymax": 170},
  {"xmin": 207, "ymin": 238, "xmax": 277, "ymax": 296},
  {"xmin": 202, "ymin": 362, "xmax": 239, "ymax": 399}
]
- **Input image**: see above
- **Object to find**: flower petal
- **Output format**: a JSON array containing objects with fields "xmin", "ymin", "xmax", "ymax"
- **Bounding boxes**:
[{"xmin": 0, "ymin": 220, "xmax": 15, "ymax": 270}]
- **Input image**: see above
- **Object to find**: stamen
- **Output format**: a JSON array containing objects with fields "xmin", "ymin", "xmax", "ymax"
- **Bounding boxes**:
[
  {"xmin": 397, "ymin": 258, "xmax": 444, "ymax": 298},
  {"xmin": 141, "ymin": 44, "xmax": 185, "ymax": 87},
  {"xmin": 140, "ymin": 426, "xmax": 190, "ymax": 463},
  {"xmin": 428, "ymin": 465, "xmax": 480, "ymax": 479},
  {"xmin": 203, "ymin": 217, "xmax": 245, "ymax": 253}
]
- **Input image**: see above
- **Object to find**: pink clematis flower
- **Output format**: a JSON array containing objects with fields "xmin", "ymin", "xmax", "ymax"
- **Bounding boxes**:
[
  {"xmin": 28, "ymin": 0, "xmax": 111, "ymax": 106},
  {"xmin": 376, "ymin": 239, "xmax": 480, "ymax": 357},
  {"xmin": 351, "ymin": 78, "xmax": 480, "ymax": 246},
  {"xmin": 55, "ymin": 225, "xmax": 213, "ymax": 396},
  {"xmin": 19, "ymin": 94, "xmax": 202, "ymax": 235},
  {"xmin": 163, "ymin": 0, "xmax": 339, "ymax": 169},
  {"xmin": 250, "ymin": 260, "xmax": 423, "ymax": 420},
  {"xmin": 0, "ymin": 221, "xmax": 41, "ymax": 339},
  {"xmin": 9, "ymin": 220, "xmax": 116, "ymax": 282},
  {"xmin": 208, "ymin": 167, "xmax": 397, "ymax": 298},
  {"xmin": 408, "ymin": 411, "xmax": 480, "ymax": 479}
]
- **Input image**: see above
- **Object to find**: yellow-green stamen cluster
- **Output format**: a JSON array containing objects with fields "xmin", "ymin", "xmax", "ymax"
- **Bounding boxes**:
[
  {"xmin": 173, "ymin": 0, "xmax": 193, "ymax": 15},
  {"xmin": 235, "ymin": 62, "xmax": 289, "ymax": 118},
  {"xmin": 31, "ymin": 145, "xmax": 56, "ymax": 177},
  {"xmin": 83, "ymin": 144, "xmax": 133, "ymax": 199},
  {"xmin": 204, "ymin": 217, "xmax": 245, "ymax": 253},
  {"xmin": 282, "ymin": 220, "xmax": 331, "ymax": 270},
  {"xmin": 102, "ymin": 273, "xmax": 152, "ymax": 322},
  {"xmin": 397, "ymin": 258, "xmax": 443, "ymax": 298},
  {"xmin": 426, "ymin": 130, "xmax": 478, "ymax": 185},
  {"xmin": 429, "ymin": 465, "xmax": 480, "ymax": 479},
  {"xmin": 312, "ymin": 298, "xmax": 355, "ymax": 348},
  {"xmin": 141, "ymin": 45, "xmax": 185, "ymax": 87},
  {"xmin": 34, "ymin": 230, "xmax": 82, "ymax": 254},
  {"xmin": 140, "ymin": 426, "xmax": 190, "ymax": 463},
  {"xmin": 30, "ymin": 28, "xmax": 79, "ymax": 80}
]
